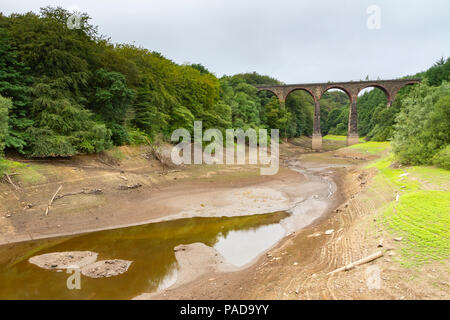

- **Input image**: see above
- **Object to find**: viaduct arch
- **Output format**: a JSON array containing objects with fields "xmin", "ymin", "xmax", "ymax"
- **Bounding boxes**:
[{"xmin": 256, "ymin": 79, "xmax": 421, "ymax": 150}]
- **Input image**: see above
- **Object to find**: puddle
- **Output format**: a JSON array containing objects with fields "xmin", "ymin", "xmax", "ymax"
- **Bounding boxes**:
[
  {"xmin": 214, "ymin": 223, "xmax": 286, "ymax": 267},
  {"xmin": 0, "ymin": 211, "xmax": 290, "ymax": 300}
]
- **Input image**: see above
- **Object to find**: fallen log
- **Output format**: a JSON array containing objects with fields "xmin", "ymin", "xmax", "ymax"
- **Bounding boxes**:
[
  {"xmin": 45, "ymin": 185, "xmax": 62, "ymax": 216},
  {"xmin": 3, "ymin": 173, "xmax": 20, "ymax": 191},
  {"xmin": 328, "ymin": 251, "xmax": 383, "ymax": 275},
  {"xmin": 54, "ymin": 189, "xmax": 103, "ymax": 201},
  {"xmin": 118, "ymin": 183, "xmax": 142, "ymax": 190}
]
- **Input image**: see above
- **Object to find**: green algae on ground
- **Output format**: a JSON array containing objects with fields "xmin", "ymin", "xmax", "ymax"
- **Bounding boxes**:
[
  {"xmin": 323, "ymin": 135, "xmax": 366, "ymax": 143},
  {"xmin": 382, "ymin": 191, "xmax": 450, "ymax": 267},
  {"xmin": 346, "ymin": 141, "xmax": 390, "ymax": 155},
  {"xmin": 0, "ymin": 159, "xmax": 47, "ymax": 185},
  {"xmin": 363, "ymin": 146, "xmax": 450, "ymax": 267}
]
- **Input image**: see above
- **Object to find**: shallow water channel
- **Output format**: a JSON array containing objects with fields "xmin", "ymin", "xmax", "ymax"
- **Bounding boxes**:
[{"xmin": 0, "ymin": 211, "xmax": 292, "ymax": 299}]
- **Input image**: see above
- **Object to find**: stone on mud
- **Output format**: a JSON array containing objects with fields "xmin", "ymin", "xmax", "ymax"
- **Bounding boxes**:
[
  {"xmin": 81, "ymin": 259, "xmax": 132, "ymax": 278},
  {"xmin": 29, "ymin": 251, "xmax": 98, "ymax": 270}
]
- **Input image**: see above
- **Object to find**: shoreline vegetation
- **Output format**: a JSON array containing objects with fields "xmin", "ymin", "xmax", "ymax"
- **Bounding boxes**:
[{"xmin": 0, "ymin": 6, "xmax": 448, "ymax": 173}]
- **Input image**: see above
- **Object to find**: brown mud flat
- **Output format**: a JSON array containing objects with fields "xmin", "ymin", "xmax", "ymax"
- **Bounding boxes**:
[
  {"xmin": 0, "ymin": 144, "xmax": 309, "ymax": 244},
  {"xmin": 146, "ymin": 161, "xmax": 449, "ymax": 300},
  {"xmin": 1, "ymin": 140, "xmax": 448, "ymax": 300}
]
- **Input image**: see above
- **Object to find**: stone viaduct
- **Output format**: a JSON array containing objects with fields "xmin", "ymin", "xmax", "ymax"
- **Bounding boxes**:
[{"xmin": 255, "ymin": 79, "xmax": 421, "ymax": 149}]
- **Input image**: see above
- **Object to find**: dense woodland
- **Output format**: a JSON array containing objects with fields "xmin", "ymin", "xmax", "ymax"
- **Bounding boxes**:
[{"xmin": 0, "ymin": 7, "xmax": 449, "ymax": 169}]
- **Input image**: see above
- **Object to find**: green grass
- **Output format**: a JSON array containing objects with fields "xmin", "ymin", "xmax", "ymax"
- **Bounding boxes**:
[
  {"xmin": 366, "ymin": 150, "xmax": 450, "ymax": 267},
  {"xmin": 0, "ymin": 159, "xmax": 47, "ymax": 185},
  {"xmin": 346, "ymin": 141, "xmax": 390, "ymax": 155},
  {"xmin": 382, "ymin": 191, "xmax": 450, "ymax": 266},
  {"xmin": 323, "ymin": 135, "xmax": 347, "ymax": 141},
  {"xmin": 407, "ymin": 166, "xmax": 450, "ymax": 188},
  {"xmin": 323, "ymin": 135, "xmax": 366, "ymax": 143},
  {"xmin": 106, "ymin": 147, "xmax": 125, "ymax": 161},
  {"xmin": 366, "ymin": 154, "xmax": 421, "ymax": 192}
]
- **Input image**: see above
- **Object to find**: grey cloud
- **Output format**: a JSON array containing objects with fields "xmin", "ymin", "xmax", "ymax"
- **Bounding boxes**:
[{"xmin": 2, "ymin": 0, "xmax": 449, "ymax": 83}]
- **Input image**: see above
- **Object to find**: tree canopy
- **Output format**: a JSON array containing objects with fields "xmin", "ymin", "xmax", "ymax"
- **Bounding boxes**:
[{"xmin": 0, "ymin": 7, "xmax": 448, "ymax": 169}]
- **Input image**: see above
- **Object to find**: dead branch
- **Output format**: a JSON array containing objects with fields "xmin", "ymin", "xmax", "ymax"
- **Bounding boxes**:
[
  {"xmin": 3, "ymin": 173, "xmax": 20, "ymax": 191},
  {"xmin": 54, "ymin": 189, "xmax": 103, "ymax": 201},
  {"xmin": 328, "ymin": 251, "xmax": 383, "ymax": 275},
  {"xmin": 118, "ymin": 183, "xmax": 142, "ymax": 190},
  {"xmin": 144, "ymin": 136, "xmax": 169, "ymax": 170},
  {"xmin": 45, "ymin": 185, "xmax": 62, "ymax": 216}
]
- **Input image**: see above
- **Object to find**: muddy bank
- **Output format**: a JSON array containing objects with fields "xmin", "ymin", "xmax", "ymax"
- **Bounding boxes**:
[
  {"xmin": 134, "ymin": 159, "xmax": 345, "ymax": 299},
  {"xmin": 0, "ymin": 148, "xmax": 350, "ymax": 299},
  {"xmin": 134, "ymin": 243, "xmax": 236, "ymax": 300},
  {"xmin": 142, "ymin": 164, "xmax": 351, "ymax": 300},
  {"xmin": 0, "ymin": 164, "xmax": 333, "ymax": 245}
]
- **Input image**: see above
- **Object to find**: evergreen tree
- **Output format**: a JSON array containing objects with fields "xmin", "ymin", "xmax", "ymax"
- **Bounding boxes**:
[{"xmin": 0, "ymin": 19, "xmax": 32, "ymax": 153}]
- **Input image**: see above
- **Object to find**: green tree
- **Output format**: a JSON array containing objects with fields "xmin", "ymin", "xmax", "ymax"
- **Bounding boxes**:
[
  {"xmin": 0, "ymin": 95, "xmax": 11, "ymax": 157},
  {"xmin": 392, "ymin": 82, "xmax": 450, "ymax": 167},
  {"xmin": 0, "ymin": 18, "xmax": 32, "ymax": 153},
  {"xmin": 90, "ymin": 69, "xmax": 134, "ymax": 145}
]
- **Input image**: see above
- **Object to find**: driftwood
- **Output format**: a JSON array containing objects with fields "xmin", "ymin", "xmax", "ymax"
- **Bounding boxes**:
[
  {"xmin": 3, "ymin": 173, "xmax": 20, "ymax": 191},
  {"xmin": 118, "ymin": 183, "xmax": 142, "ymax": 190},
  {"xmin": 328, "ymin": 251, "xmax": 383, "ymax": 275},
  {"xmin": 144, "ymin": 136, "xmax": 171, "ymax": 169},
  {"xmin": 45, "ymin": 185, "xmax": 62, "ymax": 216},
  {"xmin": 54, "ymin": 189, "xmax": 103, "ymax": 201}
]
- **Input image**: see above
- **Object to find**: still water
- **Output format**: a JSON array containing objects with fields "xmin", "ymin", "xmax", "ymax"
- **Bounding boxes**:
[{"xmin": 0, "ymin": 211, "xmax": 289, "ymax": 299}]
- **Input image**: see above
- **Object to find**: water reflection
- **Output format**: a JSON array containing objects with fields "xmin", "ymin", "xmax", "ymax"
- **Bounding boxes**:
[{"xmin": 214, "ymin": 224, "xmax": 285, "ymax": 267}]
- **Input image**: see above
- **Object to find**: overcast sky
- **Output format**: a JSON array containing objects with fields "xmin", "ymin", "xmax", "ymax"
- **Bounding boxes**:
[{"xmin": 2, "ymin": 0, "xmax": 449, "ymax": 83}]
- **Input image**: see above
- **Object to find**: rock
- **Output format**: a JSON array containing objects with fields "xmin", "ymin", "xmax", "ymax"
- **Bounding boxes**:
[
  {"xmin": 325, "ymin": 229, "xmax": 334, "ymax": 235},
  {"xmin": 307, "ymin": 232, "xmax": 322, "ymax": 238},
  {"xmin": 81, "ymin": 259, "xmax": 133, "ymax": 278},
  {"xmin": 118, "ymin": 183, "xmax": 142, "ymax": 190},
  {"xmin": 394, "ymin": 237, "xmax": 403, "ymax": 242},
  {"xmin": 377, "ymin": 238, "xmax": 384, "ymax": 247},
  {"xmin": 29, "ymin": 251, "xmax": 98, "ymax": 270}
]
